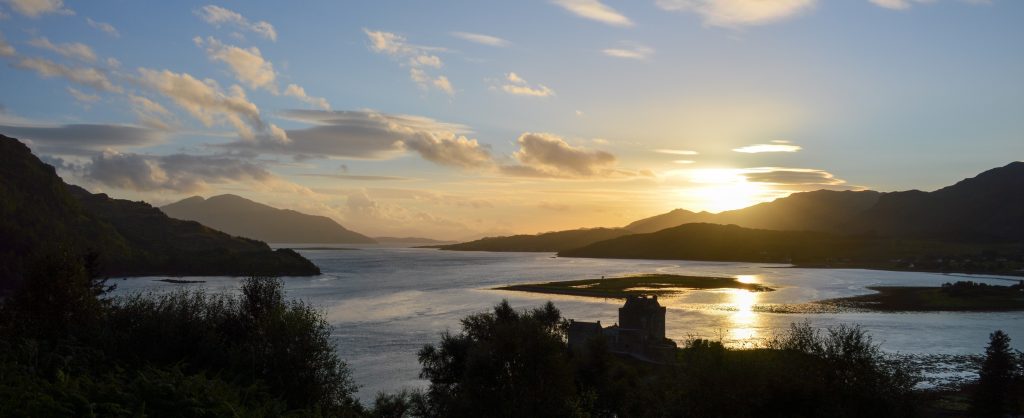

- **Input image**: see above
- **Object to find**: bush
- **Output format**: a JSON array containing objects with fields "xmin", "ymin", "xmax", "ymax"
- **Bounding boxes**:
[{"xmin": 0, "ymin": 254, "xmax": 361, "ymax": 417}]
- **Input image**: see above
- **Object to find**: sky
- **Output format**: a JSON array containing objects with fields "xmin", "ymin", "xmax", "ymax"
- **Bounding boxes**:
[{"xmin": 0, "ymin": 0, "xmax": 1022, "ymax": 240}]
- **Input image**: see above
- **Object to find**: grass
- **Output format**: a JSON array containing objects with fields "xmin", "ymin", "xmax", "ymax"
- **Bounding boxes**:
[
  {"xmin": 495, "ymin": 273, "xmax": 774, "ymax": 299},
  {"xmin": 823, "ymin": 285, "xmax": 1024, "ymax": 311}
]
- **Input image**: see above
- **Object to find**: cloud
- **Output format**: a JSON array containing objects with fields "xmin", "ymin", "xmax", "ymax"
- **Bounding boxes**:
[
  {"xmin": 195, "ymin": 36, "xmax": 277, "ymax": 92},
  {"xmin": 195, "ymin": 5, "xmax": 276, "ymax": 41},
  {"xmin": 603, "ymin": 43, "xmax": 654, "ymax": 59},
  {"xmin": 284, "ymin": 84, "xmax": 330, "ymax": 110},
  {"xmin": 135, "ymin": 67, "xmax": 286, "ymax": 142},
  {"xmin": 403, "ymin": 131, "xmax": 492, "ymax": 169},
  {"xmin": 232, "ymin": 109, "xmax": 494, "ymax": 171},
  {"xmin": 301, "ymin": 173, "xmax": 415, "ymax": 181},
  {"xmin": 552, "ymin": 0, "xmax": 633, "ymax": 27},
  {"xmin": 0, "ymin": 123, "xmax": 163, "ymax": 155},
  {"xmin": 500, "ymin": 72, "xmax": 554, "ymax": 97},
  {"xmin": 127, "ymin": 94, "xmax": 174, "ymax": 130},
  {"xmin": 66, "ymin": 86, "xmax": 100, "ymax": 104},
  {"xmin": 869, "ymin": 0, "xmax": 928, "ymax": 9},
  {"xmin": 86, "ymin": 17, "xmax": 119, "ymax": 38},
  {"xmin": 2, "ymin": 0, "xmax": 73, "ymax": 17},
  {"xmin": 0, "ymin": 32, "xmax": 15, "ymax": 56},
  {"xmin": 655, "ymin": 149, "xmax": 699, "ymax": 155},
  {"xmin": 451, "ymin": 31, "xmax": 510, "ymax": 47},
  {"xmin": 656, "ymin": 0, "xmax": 815, "ymax": 27},
  {"xmin": 733, "ymin": 143, "xmax": 802, "ymax": 153},
  {"xmin": 506, "ymin": 132, "xmax": 617, "ymax": 177},
  {"xmin": 742, "ymin": 167, "xmax": 844, "ymax": 185},
  {"xmin": 364, "ymin": 29, "xmax": 453, "ymax": 95},
  {"xmin": 411, "ymin": 68, "xmax": 455, "ymax": 95},
  {"xmin": 28, "ymin": 36, "xmax": 97, "ymax": 62},
  {"xmin": 13, "ymin": 57, "xmax": 121, "ymax": 92},
  {"xmin": 230, "ymin": 109, "xmax": 470, "ymax": 162},
  {"xmin": 85, "ymin": 150, "xmax": 274, "ymax": 193}
]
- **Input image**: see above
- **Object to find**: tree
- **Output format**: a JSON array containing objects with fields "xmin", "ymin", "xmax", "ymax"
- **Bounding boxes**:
[
  {"xmin": 972, "ymin": 330, "xmax": 1018, "ymax": 417},
  {"xmin": 416, "ymin": 300, "xmax": 579, "ymax": 418}
]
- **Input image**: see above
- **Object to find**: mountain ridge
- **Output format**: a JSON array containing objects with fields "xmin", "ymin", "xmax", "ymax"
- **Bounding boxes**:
[
  {"xmin": 162, "ymin": 194, "xmax": 376, "ymax": 244},
  {"xmin": 0, "ymin": 134, "xmax": 320, "ymax": 288}
]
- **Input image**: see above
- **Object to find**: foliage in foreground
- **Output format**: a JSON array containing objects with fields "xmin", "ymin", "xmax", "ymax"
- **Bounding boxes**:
[
  {"xmin": 0, "ymin": 248, "xmax": 359, "ymax": 417},
  {"xmin": 375, "ymin": 301, "xmax": 921, "ymax": 418}
]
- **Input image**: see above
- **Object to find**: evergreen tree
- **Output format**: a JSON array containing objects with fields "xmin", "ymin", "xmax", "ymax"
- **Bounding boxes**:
[{"xmin": 972, "ymin": 330, "xmax": 1017, "ymax": 417}]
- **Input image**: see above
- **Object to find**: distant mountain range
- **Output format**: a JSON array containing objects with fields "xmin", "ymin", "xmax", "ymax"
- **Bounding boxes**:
[
  {"xmin": 162, "ymin": 195, "xmax": 376, "ymax": 244},
  {"xmin": 440, "ymin": 162, "xmax": 1024, "ymax": 272},
  {"xmin": 437, "ymin": 228, "xmax": 631, "ymax": 252},
  {"xmin": 374, "ymin": 236, "xmax": 456, "ymax": 245},
  {"xmin": 558, "ymin": 223, "xmax": 1016, "ymax": 269},
  {"xmin": 0, "ymin": 135, "xmax": 319, "ymax": 289},
  {"xmin": 625, "ymin": 162, "xmax": 1024, "ymax": 241}
]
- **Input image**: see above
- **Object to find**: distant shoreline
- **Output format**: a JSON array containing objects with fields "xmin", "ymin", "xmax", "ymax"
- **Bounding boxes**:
[{"xmin": 495, "ymin": 274, "xmax": 774, "ymax": 299}]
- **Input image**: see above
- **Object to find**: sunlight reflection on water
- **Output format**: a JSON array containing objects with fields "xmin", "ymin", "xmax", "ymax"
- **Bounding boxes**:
[{"xmin": 728, "ymin": 289, "xmax": 759, "ymax": 345}]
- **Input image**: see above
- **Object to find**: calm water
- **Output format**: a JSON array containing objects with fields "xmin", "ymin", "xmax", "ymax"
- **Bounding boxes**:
[{"xmin": 112, "ymin": 246, "xmax": 1024, "ymax": 401}]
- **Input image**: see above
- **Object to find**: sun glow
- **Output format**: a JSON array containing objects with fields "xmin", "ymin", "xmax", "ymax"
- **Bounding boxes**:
[{"xmin": 674, "ymin": 168, "xmax": 788, "ymax": 213}]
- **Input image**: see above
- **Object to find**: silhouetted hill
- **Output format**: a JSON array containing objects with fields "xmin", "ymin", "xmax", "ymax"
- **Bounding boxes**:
[
  {"xmin": 846, "ymin": 162, "xmax": 1024, "ymax": 241},
  {"xmin": 162, "ymin": 195, "xmax": 376, "ymax": 244},
  {"xmin": 374, "ymin": 236, "xmax": 455, "ymax": 245},
  {"xmin": 559, "ymin": 223, "xmax": 1022, "ymax": 272},
  {"xmin": 626, "ymin": 190, "xmax": 881, "ymax": 234},
  {"xmin": 0, "ymin": 134, "xmax": 319, "ymax": 288},
  {"xmin": 624, "ymin": 209, "xmax": 716, "ymax": 233},
  {"xmin": 437, "ymin": 228, "xmax": 631, "ymax": 252}
]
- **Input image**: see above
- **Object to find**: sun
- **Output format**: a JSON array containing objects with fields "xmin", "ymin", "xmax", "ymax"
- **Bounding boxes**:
[{"xmin": 681, "ymin": 168, "xmax": 770, "ymax": 213}]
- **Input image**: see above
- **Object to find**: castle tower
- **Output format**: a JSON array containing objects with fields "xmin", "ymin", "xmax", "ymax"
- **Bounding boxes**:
[{"xmin": 618, "ymin": 295, "xmax": 666, "ymax": 341}]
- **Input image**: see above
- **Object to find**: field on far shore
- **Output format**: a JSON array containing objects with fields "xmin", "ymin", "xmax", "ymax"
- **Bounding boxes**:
[{"xmin": 495, "ymin": 274, "xmax": 774, "ymax": 299}]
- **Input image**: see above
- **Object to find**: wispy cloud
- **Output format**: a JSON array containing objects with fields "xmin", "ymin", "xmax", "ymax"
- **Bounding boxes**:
[
  {"xmin": 14, "ymin": 57, "xmax": 121, "ymax": 92},
  {"xmin": 0, "ymin": 32, "xmax": 15, "ymax": 56},
  {"xmin": 66, "ymin": 86, "xmax": 100, "ymax": 104},
  {"xmin": 655, "ymin": 149, "xmax": 699, "ymax": 155},
  {"xmin": 656, "ymin": 0, "xmax": 816, "ymax": 27},
  {"xmin": 28, "ymin": 37, "xmax": 97, "ymax": 62},
  {"xmin": 195, "ymin": 36, "xmax": 277, "ymax": 93},
  {"xmin": 499, "ymin": 72, "xmax": 554, "ymax": 97},
  {"xmin": 869, "ymin": 0, "xmax": 989, "ymax": 10},
  {"xmin": 364, "ymin": 29, "xmax": 454, "ymax": 95},
  {"xmin": 86, "ymin": 17, "xmax": 119, "ymax": 38},
  {"xmin": 283, "ymin": 84, "xmax": 330, "ymax": 110},
  {"xmin": 451, "ymin": 31, "xmax": 510, "ymax": 47},
  {"xmin": 195, "ymin": 5, "xmax": 276, "ymax": 41},
  {"xmin": 552, "ymin": 0, "xmax": 633, "ymax": 27},
  {"xmin": 135, "ymin": 67, "xmax": 287, "ymax": 142},
  {"xmin": 732, "ymin": 143, "xmax": 802, "ymax": 153},
  {"xmin": 2, "ymin": 0, "xmax": 74, "ymax": 17},
  {"xmin": 603, "ymin": 42, "xmax": 654, "ymax": 59}
]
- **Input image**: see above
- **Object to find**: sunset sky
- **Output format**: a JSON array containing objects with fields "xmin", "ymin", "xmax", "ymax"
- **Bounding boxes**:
[{"xmin": 1, "ymin": 0, "xmax": 1022, "ymax": 240}]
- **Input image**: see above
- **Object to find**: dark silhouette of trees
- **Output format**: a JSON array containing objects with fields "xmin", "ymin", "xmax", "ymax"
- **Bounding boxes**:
[
  {"xmin": 0, "ymin": 254, "xmax": 361, "ymax": 416},
  {"xmin": 972, "ymin": 330, "xmax": 1022, "ymax": 417},
  {"xmin": 415, "ymin": 300, "xmax": 579, "ymax": 418}
]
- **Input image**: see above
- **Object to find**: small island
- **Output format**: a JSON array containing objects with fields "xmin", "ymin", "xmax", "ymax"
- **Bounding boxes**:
[
  {"xmin": 822, "ymin": 280, "xmax": 1024, "ymax": 311},
  {"xmin": 496, "ymin": 274, "xmax": 774, "ymax": 299}
]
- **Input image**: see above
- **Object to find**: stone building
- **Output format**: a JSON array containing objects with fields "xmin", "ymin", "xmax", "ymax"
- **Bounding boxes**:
[{"xmin": 568, "ymin": 295, "xmax": 677, "ymax": 363}]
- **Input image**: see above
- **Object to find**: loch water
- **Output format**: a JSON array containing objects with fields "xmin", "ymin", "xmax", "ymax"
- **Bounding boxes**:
[{"xmin": 112, "ymin": 245, "xmax": 1024, "ymax": 401}]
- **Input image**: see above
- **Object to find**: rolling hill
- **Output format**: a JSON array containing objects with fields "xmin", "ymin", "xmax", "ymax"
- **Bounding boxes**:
[
  {"xmin": 436, "ymin": 228, "xmax": 631, "ymax": 252},
  {"xmin": 162, "ymin": 194, "xmax": 376, "ymax": 244},
  {"xmin": 0, "ymin": 134, "xmax": 319, "ymax": 289}
]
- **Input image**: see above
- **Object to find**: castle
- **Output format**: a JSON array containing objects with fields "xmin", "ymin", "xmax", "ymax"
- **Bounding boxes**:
[{"xmin": 567, "ymin": 295, "xmax": 677, "ymax": 363}]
